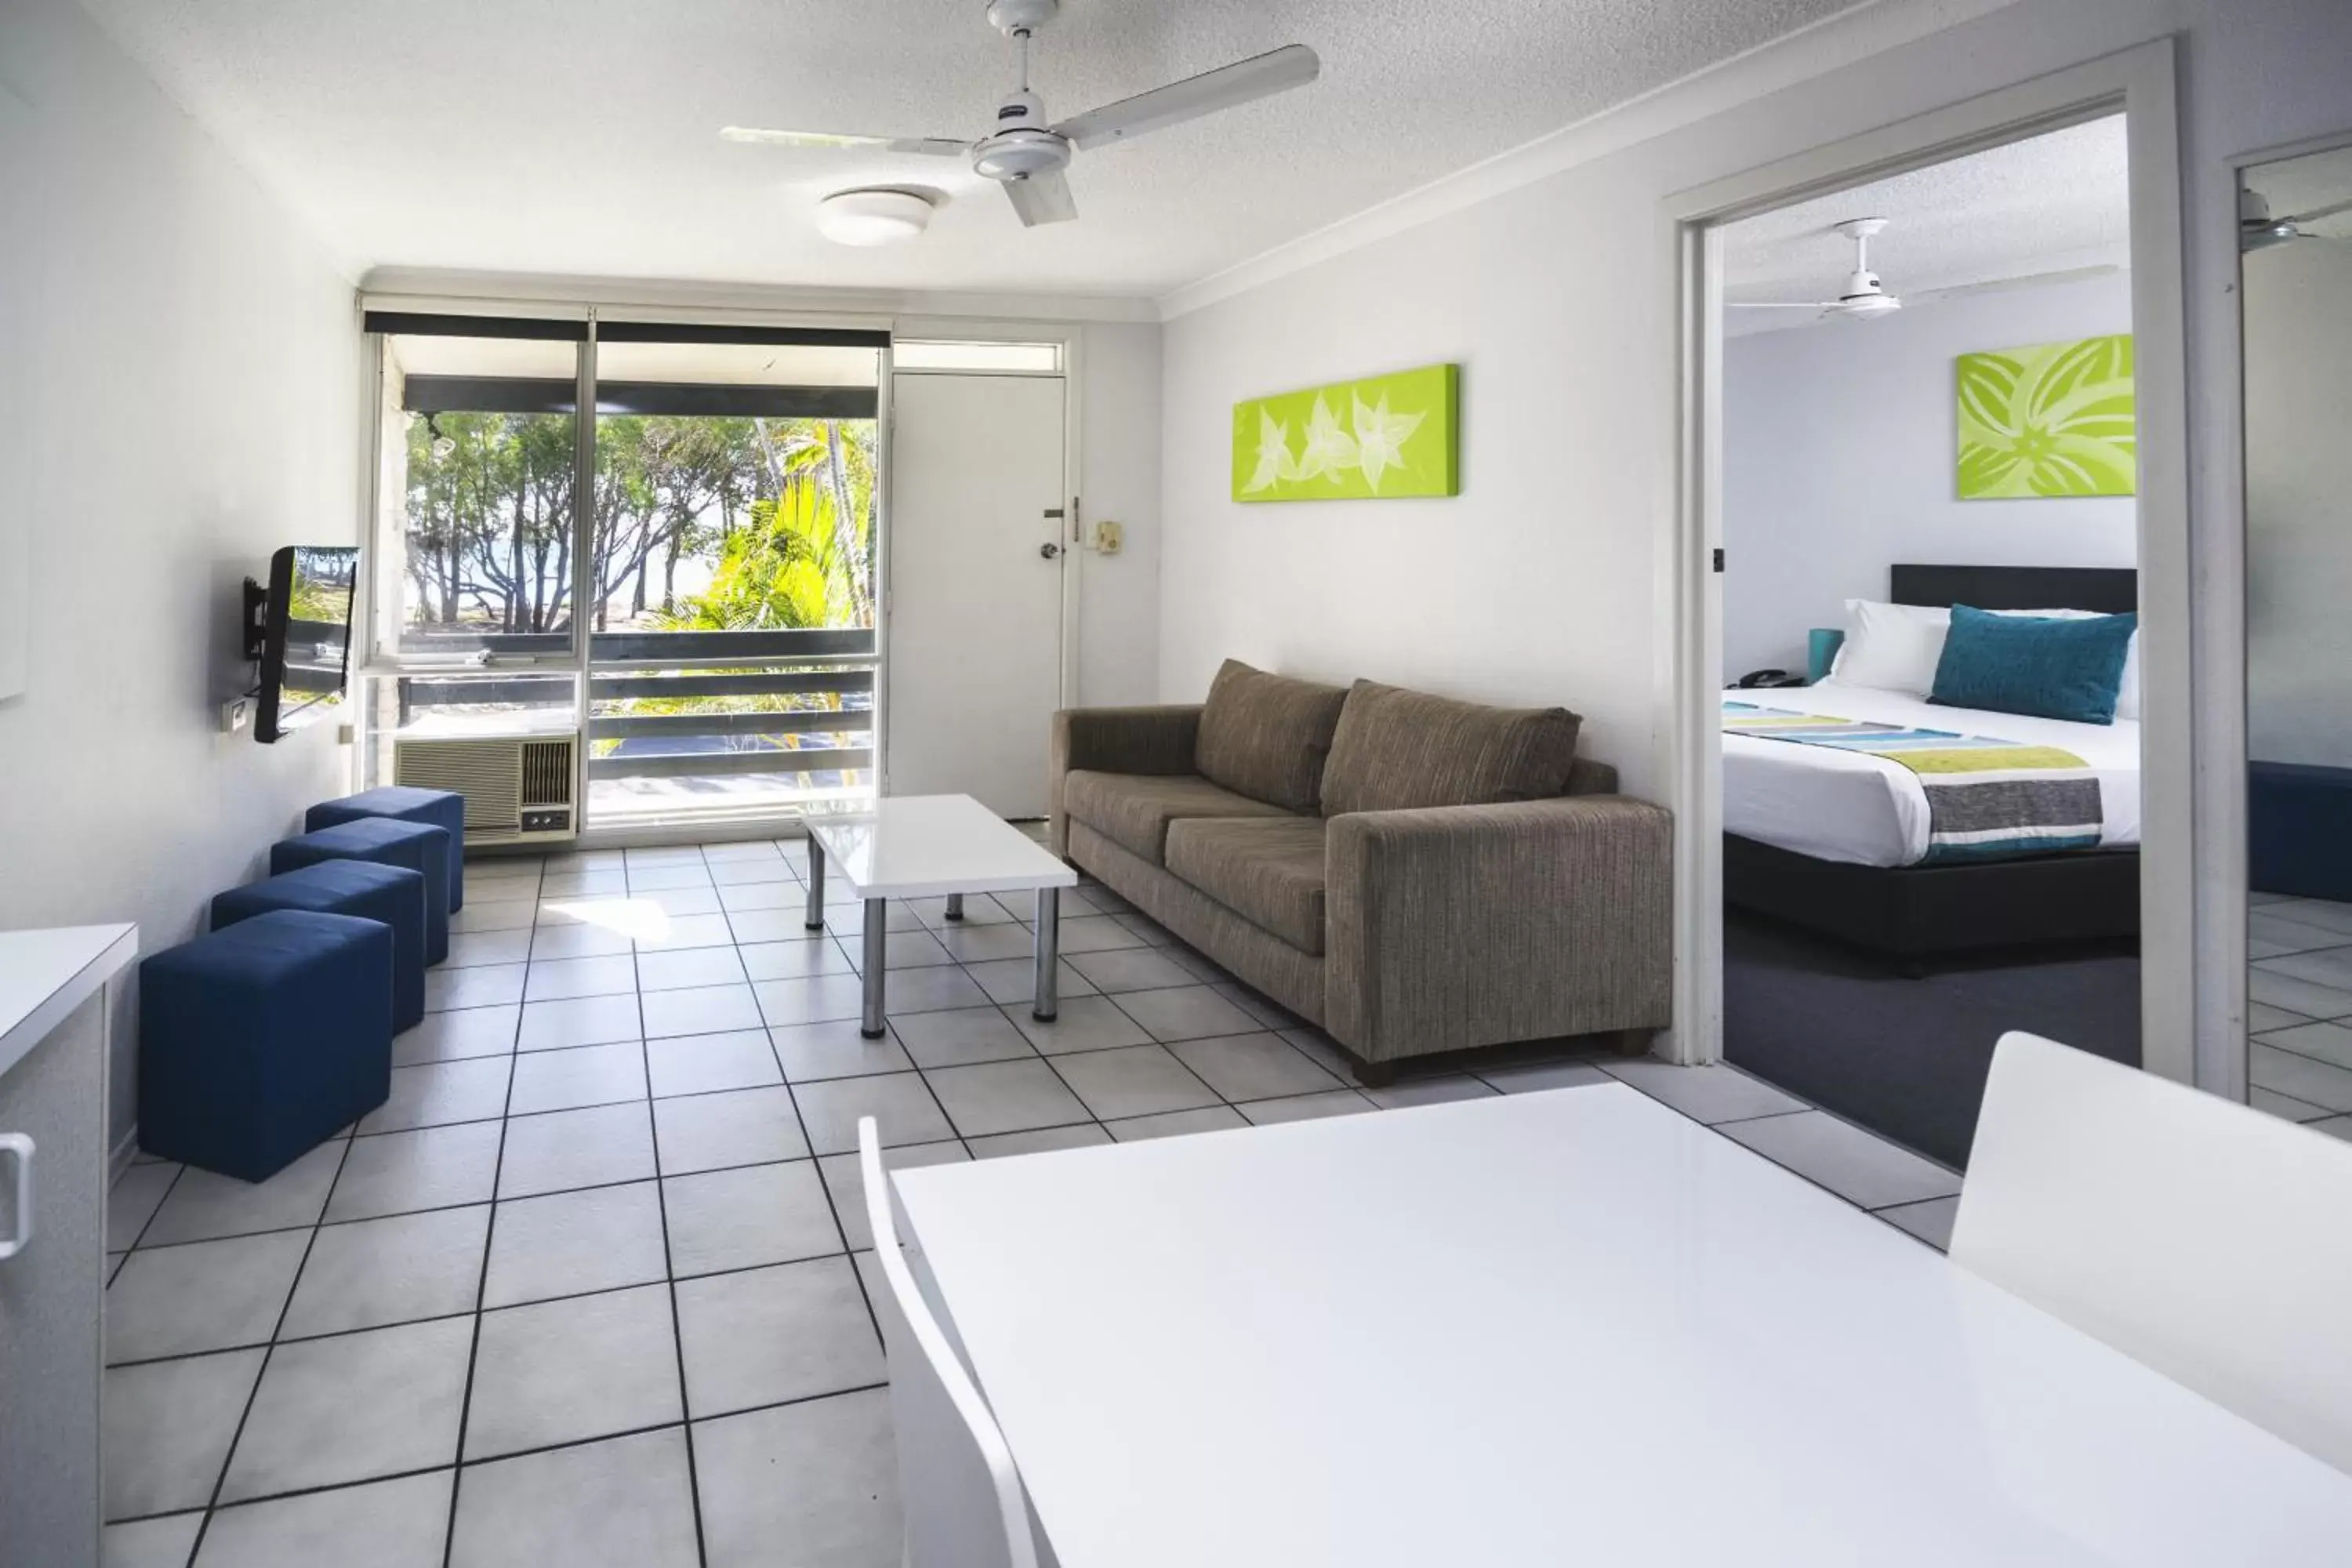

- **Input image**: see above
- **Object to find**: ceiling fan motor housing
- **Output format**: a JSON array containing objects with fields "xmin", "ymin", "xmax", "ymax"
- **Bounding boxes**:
[
  {"xmin": 973, "ymin": 88, "xmax": 1072, "ymax": 181},
  {"xmin": 986, "ymin": 0, "xmax": 1059, "ymax": 37}
]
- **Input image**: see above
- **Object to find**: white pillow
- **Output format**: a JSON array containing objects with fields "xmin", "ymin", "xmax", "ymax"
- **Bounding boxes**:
[{"xmin": 1833, "ymin": 600, "xmax": 1949, "ymax": 694}]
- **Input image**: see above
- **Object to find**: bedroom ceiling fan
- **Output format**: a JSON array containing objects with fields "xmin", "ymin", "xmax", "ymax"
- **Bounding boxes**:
[
  {"xmin": 720, "ymin": 0, "xmax": 1320, "ymax": 228},
  {"xmin": 1730, "ymin": 216, "xmax": 2126, "ymax": 323},
  {"xmin": 2239, "ymin": 188, "xmax": 2352, "ymax": 252}
]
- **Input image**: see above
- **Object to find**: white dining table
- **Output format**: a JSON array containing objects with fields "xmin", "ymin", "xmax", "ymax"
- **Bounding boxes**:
[{"xmin": 891, "ymin": 1081, "xmax": 2352, "ymax": 1566}]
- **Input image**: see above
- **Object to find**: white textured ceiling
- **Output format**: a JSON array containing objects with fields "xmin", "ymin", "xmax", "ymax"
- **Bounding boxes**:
[
  {"xmin": 80, "ymin": 0, "xmax": 1860, "ymax": 299},
  {"xmin": 1722, "ymin": 114, "xmax": 2131, "ymax": 328}
]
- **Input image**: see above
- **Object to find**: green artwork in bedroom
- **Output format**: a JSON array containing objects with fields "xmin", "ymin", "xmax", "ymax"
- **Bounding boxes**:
[
  {"xmin": 1232, "ymin": 363, "xmax": 1460, "ymax": 502},
  {"xmin": 1955, "ymin": 334, "xmax": 2137, "ymax": 499}
]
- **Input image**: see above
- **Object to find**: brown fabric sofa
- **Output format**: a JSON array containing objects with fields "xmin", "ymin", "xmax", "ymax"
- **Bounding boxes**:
[{"xmin": 1050, "ymin": 660, "xmax": 1673, "ymax": 1083}]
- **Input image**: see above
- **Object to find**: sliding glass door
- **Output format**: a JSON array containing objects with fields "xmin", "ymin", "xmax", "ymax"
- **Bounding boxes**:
[
  {"xmin": 583, "ymin": 328, "xmax": 883, "ymax": 826},
  {"xmin": 359, "ymin": 314, "xmax": 888, "ymax": 839}
]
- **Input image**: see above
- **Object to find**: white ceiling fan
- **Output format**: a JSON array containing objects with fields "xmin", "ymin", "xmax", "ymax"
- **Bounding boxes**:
[
  {"xmin": 720, "ymin": 0, "xmax": 1320, "ymax": 228},
  {"xmin": 2240, "ymin": 188, "xmax": 2352, "ymax": 251},
  {"xmin": 1730, "ymin": 216, "xmax": 2125, "ymax": 323}
]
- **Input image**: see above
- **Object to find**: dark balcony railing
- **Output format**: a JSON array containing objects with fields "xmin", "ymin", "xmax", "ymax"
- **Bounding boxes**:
[{"xmin": 394, "ymin": 628, "xmax": 880, "ymax": 793}]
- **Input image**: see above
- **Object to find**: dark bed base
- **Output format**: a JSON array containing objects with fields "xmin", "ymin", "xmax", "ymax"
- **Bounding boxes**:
[{"xmin": 1724, "ymin": 833, "xmax": 2140, "ymax": 967}]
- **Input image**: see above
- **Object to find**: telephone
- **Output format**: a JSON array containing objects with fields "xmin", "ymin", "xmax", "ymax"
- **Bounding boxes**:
[{"xmin": 1735, "ymin": 669, "xmax": 1809, "ymax": 689}]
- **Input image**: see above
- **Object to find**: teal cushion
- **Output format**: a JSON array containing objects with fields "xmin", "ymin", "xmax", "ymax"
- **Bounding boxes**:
[{"xmin": 1929, "ymin": 604, "xmax": 2137, "ymax": 725}]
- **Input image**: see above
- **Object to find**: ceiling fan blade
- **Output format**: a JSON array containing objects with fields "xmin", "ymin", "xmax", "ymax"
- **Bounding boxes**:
[
  {"xmin": 719, "ymin": 127, "xmax": 971, "ymax": 157},
  {"xmin": 1726, "ymin": 301, "xmax": 1836, "ymax": 310},
  {"xmin": 1002, "ymin": 169, "xmax": 1078, "ymax": 227},
  {"xmin": 2284, "ymin": 195, "xmax": 2352, "ymax": 225},
  {"xmin": 1907, "ymin": 263, "xmax": 2122, "ymax": 304},
  {"xmin": 1051, "ymin": 44, "xmax": 1319, "ymax": 152}
]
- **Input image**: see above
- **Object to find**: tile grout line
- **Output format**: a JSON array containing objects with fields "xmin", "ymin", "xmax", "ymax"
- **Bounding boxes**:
[
  {"xmin": 180, "ymin": 1129, "xmax": 357, "ymax": 1561},
  {"xmin": 105, "ymin": 1382, "xmax": 893, "ymax": 1530},
  {"xmin": 438, "ymin": 898, "xmax": 530, "ymax": 1568},
  {"xmin": 646, "ymin": 860, "xmax": 711, "ymax": 1568}
]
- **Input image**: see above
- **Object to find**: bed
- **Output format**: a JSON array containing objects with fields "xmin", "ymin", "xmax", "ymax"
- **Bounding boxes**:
[{"xmin": 1723, "ymin": 564, "xmax": 2141, "ymax": 964}]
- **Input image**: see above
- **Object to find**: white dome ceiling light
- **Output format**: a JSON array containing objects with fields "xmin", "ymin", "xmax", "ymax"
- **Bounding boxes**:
[{"xmin": 815, "ymin": 187, "xmax": 935, "ymax": 247}]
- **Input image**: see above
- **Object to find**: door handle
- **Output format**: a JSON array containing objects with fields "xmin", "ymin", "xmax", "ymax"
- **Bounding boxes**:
[
  {"xmin": 0, "ymin": 1133, "xmax": 32, "ymax": 1262},
  {"xmin": 1039, "ymin": 543, "xmax": 1062, "ymax": 560}
]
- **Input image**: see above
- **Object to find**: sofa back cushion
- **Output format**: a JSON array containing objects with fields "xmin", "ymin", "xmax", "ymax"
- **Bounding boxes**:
[
  {"xmin": 1193, "ymin": 659, "xmax": 1351, "ymax": 812},
  {"xmin": 1320, "ymin": 681, "xmax": 1584, "ymax": 817}
]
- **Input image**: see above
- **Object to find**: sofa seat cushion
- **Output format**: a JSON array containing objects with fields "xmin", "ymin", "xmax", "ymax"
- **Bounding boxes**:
[
  {"xmin": 1321, "ymin": 680, "xmax": 1584, "ymax": 817},
  {"xmin": 1062, "ymin": 771, "xmax": 1296, "ymax": 866},
  {"xmin": 1195, "ymin": 659, "xmax": 1352, "ymax": 812},
  {"xmin": 1164, "ymin": 816, "xmax": 1330, "ymax": 956}
]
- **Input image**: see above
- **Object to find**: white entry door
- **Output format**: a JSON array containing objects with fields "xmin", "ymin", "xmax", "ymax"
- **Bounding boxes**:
[{"xmin": 885, "ymin": 372, "xmax": 1068, "ymax": 817}]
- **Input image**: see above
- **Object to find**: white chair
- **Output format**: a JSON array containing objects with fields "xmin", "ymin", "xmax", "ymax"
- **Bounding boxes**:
[
  {"xmin": 1951, "ymin": 1031, "xmax": 2352, "ymax": 1475},
  {"xmin": 857, "ymin": 1116, "xmax": 1042, "ymax": 1568}
]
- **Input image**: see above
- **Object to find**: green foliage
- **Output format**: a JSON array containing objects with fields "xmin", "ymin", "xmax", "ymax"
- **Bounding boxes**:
[{"xmin": 401, "ymin": 411, "xmax": 877, "ymax": 637}]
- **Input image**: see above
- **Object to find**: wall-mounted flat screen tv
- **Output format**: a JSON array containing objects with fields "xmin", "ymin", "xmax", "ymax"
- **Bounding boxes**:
[{"xmin": 256, "ymin": 545, "xmax": 359, "ymax": 743}]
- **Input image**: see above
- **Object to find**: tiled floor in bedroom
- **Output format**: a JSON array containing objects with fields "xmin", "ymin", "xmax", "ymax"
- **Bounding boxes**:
[
  {"xmin": 2245, "ymin": 891, "xmax": 2352, "ymax": 1137},
  {"xmin": 100, "ymin": 833, "xmax": 1963, "ymax": 1568}
]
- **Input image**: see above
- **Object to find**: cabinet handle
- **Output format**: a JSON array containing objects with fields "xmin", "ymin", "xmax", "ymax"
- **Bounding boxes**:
[{"xmin": 0, "ymin": 1134, "xmax": 33, "ymax": 1261}]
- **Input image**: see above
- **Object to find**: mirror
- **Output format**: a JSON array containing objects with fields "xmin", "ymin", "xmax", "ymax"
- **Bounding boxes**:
[{"xmin": 2242, "ymin": 142, "xmax": 2352, "ymax": 1131}]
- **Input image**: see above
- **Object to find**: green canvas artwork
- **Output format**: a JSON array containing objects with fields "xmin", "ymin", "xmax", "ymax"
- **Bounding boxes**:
[
  {"xmin": 1955, "ymin": 334, "xmax": 2137, "ymax": 499},
  {"xmin": 1232, "ymin": 363, "xmax": 1460, "ymax": 502}
]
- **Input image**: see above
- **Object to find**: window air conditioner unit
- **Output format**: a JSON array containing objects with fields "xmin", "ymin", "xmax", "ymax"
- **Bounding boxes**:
[{"xmin": 393, "ymin": 732, "xmax": 580, "ymax": 846}]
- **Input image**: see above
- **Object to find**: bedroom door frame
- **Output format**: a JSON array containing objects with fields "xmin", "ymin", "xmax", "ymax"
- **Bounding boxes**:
[{"xmin": 1661, "ymin": 39, "xmax": 2198, "ymax": 1087}]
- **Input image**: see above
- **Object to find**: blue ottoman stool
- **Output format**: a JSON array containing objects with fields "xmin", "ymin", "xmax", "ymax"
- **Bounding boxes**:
[
  {"xmin": 138, "ymin": 910, "xmax": 394, "ymax": 1182},
  {"xmin": 212, "ymin": 861, "xmax": 428, "ymax": 1033},
  {"xmin": 274, "ymin": 817, "xmax": 451, "ymax": 964},
  {"xmin": 307, "ymin": 786, "xmax": 468, "ymax": 912}
]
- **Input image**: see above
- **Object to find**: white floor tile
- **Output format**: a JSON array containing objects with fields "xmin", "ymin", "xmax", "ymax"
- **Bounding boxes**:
[
  {"xmin": 650, "ymin": 1086, "xmax": 809, "ymax": 1175},
  {"xmin": 449, "ymin": 1427, "xmax": 699, "ymax": 1568},
  {"xmin": 497, "ymin": 1102, "xmax": 657, "ymax": 1200},
  {"xmin": 194, "ymin": 1470, "xmax": 452, "ymax": 1568},
  {"xmin": 103, "ymin": 1350, "xmax": 264, "ymax": 1519},
  {"xmin": 663, "ymin": 1160, "xmax": 842, "ymax": 1276},
  {"xmin": 281, "ymin": 1205, "xmax": 488, "ymax": 1339},
  {"xmin": 673, "ymin": 1256, "xmax": 882, "ymax": 1418},
  {"xmin": 142, "ymin": 1142, "xmax": 345, "ymax": 1246},
  {"xmin": 506, "ymin": 1041, "xmax": 648, "ymax": 1115},
  {"xmin": 691, "ymin": 1390, "xmax": 901, "ymax": 1568},
  {"xmin": 1720, "ymin": 1112, "xmax": 1962, "ymax": 1209},
  {"xmin": 105, "ymin": 1231, "xmax": 309, "ymax": 1364},
  {"xmin": 219, "ymin": 1316, "xmax": 473, "ymax": 1501},
  {"xmin": 644, "ymin": 1029, "xmax": 784, "ymax": 1098},
  {"xmin": 1600, "ymin": 1060, "xmax": 1808, "ymax": 1124},
  {"xmin": 463, "ymin": 1285, "xmax": 681, "ymax": 1460},
  {"xmin": 483, "ymin": 1181, "xmax": 669, "ymax": 1308}
]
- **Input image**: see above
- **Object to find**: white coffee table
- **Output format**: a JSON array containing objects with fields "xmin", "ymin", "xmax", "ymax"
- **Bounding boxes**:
[{"xmin": 802, "ymin": 794, "xmax": 1078, "ymax": 1039}]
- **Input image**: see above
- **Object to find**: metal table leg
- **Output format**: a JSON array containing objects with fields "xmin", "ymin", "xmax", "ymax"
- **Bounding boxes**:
[
  {"xmin": 1032, "ymin": 886, "xmax": 1060, "ymax": 1022},
  {"xmin": 862, "ymin": 898, "xmax": 889, "ymax": 1039},
  {"xmin": 944, "ymin": 893, "xmax": 964, "ymax": 922},
  {"xmin": 805, "ymin": 837, "xmax": 826, "ymax": 931}
]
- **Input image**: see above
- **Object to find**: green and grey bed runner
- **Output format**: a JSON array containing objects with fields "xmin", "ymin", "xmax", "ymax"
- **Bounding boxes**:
[{"xmin": 1722, "ymin": 699, "xmax": 2103, "ymax": 863}]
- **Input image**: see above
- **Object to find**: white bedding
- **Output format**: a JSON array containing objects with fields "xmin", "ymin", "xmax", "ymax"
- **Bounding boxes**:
[{"xmin": 1723, "ymin": 677, "xmax": 2143, "ymax": 868}]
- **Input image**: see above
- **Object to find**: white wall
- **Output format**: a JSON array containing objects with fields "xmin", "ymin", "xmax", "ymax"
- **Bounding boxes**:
[
  {"xmin": 0, "ymin": 0, "xmax": 362, "ymax": 1151},
  {"xmin": 1722, "ymin": 272, "xmax": 2137, "ymax": 679},
  {"xmin": 1073, "ymin": 321, "xmax": 1162, "ymax": 706},
  {"xmin": 1157, "ymin": 0, "xmax": 2352, "ymax": 811},
  {"xmin": 2245, "ymin": 236, "xmax": 2352, "ymax": 771}
]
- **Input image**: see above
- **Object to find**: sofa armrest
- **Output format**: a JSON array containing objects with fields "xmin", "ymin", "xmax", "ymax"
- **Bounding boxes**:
[
  {"xmin": 1324, "ymin": 796, "xmax": 1673, "ymax": 1062},
  {"xmin": 1049, "ymin": 706, "xmax": 1204, "ymax": 855}
]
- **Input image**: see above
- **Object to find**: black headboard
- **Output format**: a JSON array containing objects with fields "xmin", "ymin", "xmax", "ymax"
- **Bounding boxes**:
[{"xmin": 1889, "ymin": 564, "xmax": 2137, "ymax": 615}]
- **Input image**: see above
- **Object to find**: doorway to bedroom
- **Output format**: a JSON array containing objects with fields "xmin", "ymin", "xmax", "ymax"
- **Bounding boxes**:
[{"xmin": 1709, "ymin": 114, "xmax": 2145, "ymax": 1175}]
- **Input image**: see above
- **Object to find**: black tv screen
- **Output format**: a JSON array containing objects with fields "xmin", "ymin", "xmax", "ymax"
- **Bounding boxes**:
[{"xmin": 257, "ymin": 545, "xmax": 359, "ymax": 743}]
